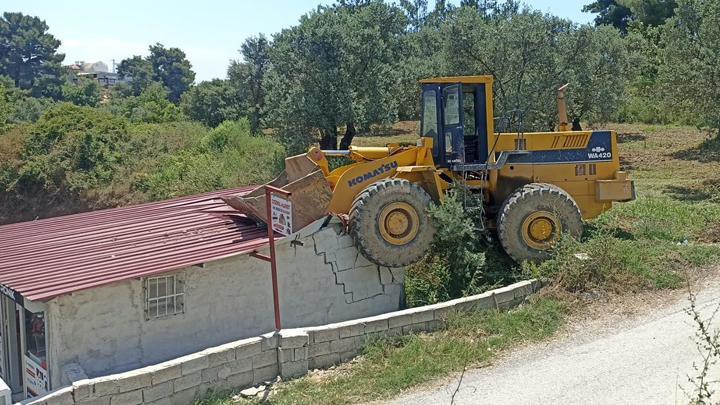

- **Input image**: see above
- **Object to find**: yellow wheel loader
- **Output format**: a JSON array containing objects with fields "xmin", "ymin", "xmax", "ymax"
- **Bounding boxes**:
[{"xmin": 225, "ymin": 76, "xmax": 635, "ymax": 266}]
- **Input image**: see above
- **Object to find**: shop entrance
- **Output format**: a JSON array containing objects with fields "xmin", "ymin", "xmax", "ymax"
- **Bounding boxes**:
[{"xmin": 1, "ymin": 295, "xmax": 23, "ymax": 396}]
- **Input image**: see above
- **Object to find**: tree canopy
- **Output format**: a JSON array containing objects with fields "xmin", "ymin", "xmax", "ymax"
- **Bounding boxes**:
[{"xmin": 0, "ymin": 12, "xmax": 65, "ymax": 98}]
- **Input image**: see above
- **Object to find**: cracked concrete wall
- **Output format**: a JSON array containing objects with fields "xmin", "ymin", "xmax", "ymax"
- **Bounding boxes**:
[{"xmin": 45, "ymin": 221, "xmax": 404, "ymax": 389}]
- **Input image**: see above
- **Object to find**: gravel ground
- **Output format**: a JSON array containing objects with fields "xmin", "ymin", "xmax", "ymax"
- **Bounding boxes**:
[{"xmin": 389, "ymin": 270, "xmax": 720, "ymax": 405}]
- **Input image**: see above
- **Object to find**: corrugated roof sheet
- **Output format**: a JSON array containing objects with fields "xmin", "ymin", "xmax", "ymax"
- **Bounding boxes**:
[{"xmin": 0, "ymin": 187, "xmax": 268, "ymax": 302}]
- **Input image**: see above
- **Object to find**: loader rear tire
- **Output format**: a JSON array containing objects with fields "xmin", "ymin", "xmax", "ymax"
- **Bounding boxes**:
[
  {"xmin": 350, "ymin": 178, "xmax": 435, "ymax": 267},
  {"xmin": 497, "ymin": 183, "xmax": 583, "ymax": 262}
]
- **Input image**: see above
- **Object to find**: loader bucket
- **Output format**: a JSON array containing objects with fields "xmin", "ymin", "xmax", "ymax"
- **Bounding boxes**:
[{"xmin": 222, "ymin": 153, "xmax": 333, "ymax": 233}]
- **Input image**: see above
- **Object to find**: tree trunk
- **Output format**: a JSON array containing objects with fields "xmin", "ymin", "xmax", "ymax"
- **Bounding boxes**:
[
  {"xmin": 319, "ymin": 127, "xmax": 338, "ymax": 150},
  {"xmin": 339, "ymin": 122, "xmax": 356, "ymax": 150}
]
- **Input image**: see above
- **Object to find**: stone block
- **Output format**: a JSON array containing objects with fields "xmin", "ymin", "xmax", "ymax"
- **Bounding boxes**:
[
  {"xmin": 345, "ymin": 323, "xmax": 365, "ymax": 338},
  {"xmin": 93, "ymin": 377, "xmax": 119, "ymax": 396},
  {"xmin": 223, "ymin": 357, "xmax": 253, "ymax": 376},
  {"xmin": 313, "ymin": 228, "xmax": 340, "ymax": 252},
  {"xmin": 388, "ymin": 313, "xmax": 414, "ymax": 329},
  {"xmin": 339, "ymin": 350, "xmax": 358, "ymax": 362},
  {"xmin": 252, "ymin": 349, "xmax": 277, "ymax": 369},
  {"xmin": 206, "ymin": 346, "xmax": 236, "ymax": 367},
  {"xmin": 278, "ymin": 347, "xmax": 293, "ymax": 364},
  {"xmin": 76, "ymin": 397, "xmax": 111, "ymax": 405},
  {"xmin": 174, "ymin": 372, "xmax": 202, "ymax": 392},
  {"xmin": 402, "ymin": 322, "xmax": 429, "ymax": 335},
  {"xmin": 253, "ymin": 364, "xmax": 279, "ymax": 385},
  {"xmin": 330, "ymin": 337, "xmax": 356, "ymax": 353},
  {"xmin": 364, "ymin": 319, "xmax": 389, "ymax": 333},
  {"xmin": 110, "ymin": 389, "xmax": 143, "ymax": 405},
  {"xmin": 72, "ymin": 379, "xmax": 92, "ymax": 401},
  {"xmin": 338, "ymin": 234, "xmax": 355, "ymax": 249},
  {"xmin": 201, "ymin": 366, "xmax": 220, "ymax": 384},
  {"xmin": 180, "ymin": 353, "xmax": 209, "ymax": 376},
  {"xmin": 169, "ymin": 388, "xmax": 198, "ymax": 405},
  {"xmin": 280, "ymin": 360, "xmax": 308, "ymax": 380},
  {"xmin": 235, "ymin": 340, "xmax": 262, "ymax": 360},
  {"xmin": 115, "ymin": 371, "xmax": 152, "ymax": 393},
  {"xmin": 379, "ymin": 267, "xmax": 394, "ymax": 285},
  {"xmin": 261, "ymin": 332, "xmax": 279, "ymax": 351},
  {"xmin": 308, "ymin": 341, "xmax": 332, "ymax": 358},
  {"xmin": 224, "ymin": 370, "xmax": 253, "ymax": 390},
  {"xmin": 279, "ymin": 330, "xmax": 309, "ymax": 348},
  {"xmin": 144, "ymin": 398, "xmax": 171, "ymax": 405},
  {"xmin": 41, "ymin": 387, "xmax": 74, "ymax": 405},
  {"xmin": 142, "ymin": 381, "xmax": 173, "ymax": 403},
  {"xmin": 433, "ymin": 304, "xmax": 457, "ymax": 321},
  {"xmin": 294, "ymin": 347, "xmax": 308, "ymax": 361},
  {"xmin": 388, "ymin": 267, "xmax": 404, "ymax": 284},
  {"xmin": 427, "ymin": 319, "xmax": 445, "ymax": 332},
  {"xmin": 335, "ymin": 246, "xmax": 359, "ymax": 271},
  {"xmin": 62, "ymin": 362, "xmax": 89, "ymax": 385},
  {"xmin": 385, "ymin": 327, "xmax": 403, "ymax": 337},
  {"xmin": 411, "ymin": 309, "xmax": 435, "ymax": 324},
  {"xmin": 311, "ymin": 327, "xmax": 339, "ymax": 343},
  {"xmin": 309, "ymin": 353, "xmax": 341, "ymax": 370},
  {"xmin": 150, "ymin": 364, "xmax": 182, "ymax": 385}
]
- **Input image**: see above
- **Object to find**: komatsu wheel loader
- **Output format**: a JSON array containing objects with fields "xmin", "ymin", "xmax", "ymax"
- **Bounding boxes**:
[{"xmin": 225, "ymin": 76, "xmax": 635, "ymax": 266}]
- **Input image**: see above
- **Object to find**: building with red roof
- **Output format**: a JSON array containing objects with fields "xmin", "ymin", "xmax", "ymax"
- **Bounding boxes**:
[{"xmin": 0, "ymin": 189, "xmax": 404, "ymax": 400}]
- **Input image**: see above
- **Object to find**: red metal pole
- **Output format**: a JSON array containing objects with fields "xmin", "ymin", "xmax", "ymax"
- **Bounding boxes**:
[{"xmin": 263, "ymin": 185, "xmax": 291, "ymax": 331}]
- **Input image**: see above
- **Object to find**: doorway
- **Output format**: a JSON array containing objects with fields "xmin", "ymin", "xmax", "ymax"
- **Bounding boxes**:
[{"xmin": 1, "ymin": 295, "xmax": 23, "ymax": 396}]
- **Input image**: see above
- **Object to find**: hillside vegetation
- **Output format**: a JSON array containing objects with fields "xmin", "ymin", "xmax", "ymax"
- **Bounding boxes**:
[{"xmin": 2, "ymin": 0, "xmax": 720, "ymax": 225}]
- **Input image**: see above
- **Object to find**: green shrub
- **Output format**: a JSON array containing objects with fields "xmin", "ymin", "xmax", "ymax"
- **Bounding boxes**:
[
  {"xmin": 109, "ymin": 83, "xmax": 185, "ymax": 124},
  {"xmin": 10, "ymin": 103, "xmax": 131, "ymax": 194},
  {"xmin": 405, "ymin": 192, "xmax": 518, "ymax": 307},
  {"xmin": 134, "ymin": 119, "xmax": 284, "ymax": 199}
]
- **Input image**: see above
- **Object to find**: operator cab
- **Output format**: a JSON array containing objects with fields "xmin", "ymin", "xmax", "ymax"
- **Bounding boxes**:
[{"xmin": 419, "ymin": 76, "xmax": 494, "ymax": 169}]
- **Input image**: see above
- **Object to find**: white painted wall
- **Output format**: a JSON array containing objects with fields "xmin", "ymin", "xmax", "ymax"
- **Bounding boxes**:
[{"xmin": 45, "ymin": 222, "xmax": 404, "ymax": 388}]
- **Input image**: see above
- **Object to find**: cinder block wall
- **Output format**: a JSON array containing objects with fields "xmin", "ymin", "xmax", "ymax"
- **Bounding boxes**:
[
  {"xmin": 24, "ymin": 280, "xmax": 538, "ymax": 405},
  {"xmin": 45, "ymin": 220, "xmax": 405, "ymax": 388}
]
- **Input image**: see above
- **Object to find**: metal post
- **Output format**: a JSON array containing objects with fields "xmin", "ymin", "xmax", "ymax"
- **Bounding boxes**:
[{"xmin": 250, "ymin": 185, "xmax": 291, "ymax": 332}]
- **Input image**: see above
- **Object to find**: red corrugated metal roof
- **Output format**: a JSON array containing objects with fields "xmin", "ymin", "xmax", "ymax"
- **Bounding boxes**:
[{"xmin": 0, "ymin": 187, "xmax": 269, "ymax": 302}]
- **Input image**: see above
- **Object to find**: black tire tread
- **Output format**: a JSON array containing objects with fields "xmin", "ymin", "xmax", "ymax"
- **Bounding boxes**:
[
  {"xmin": 349, "ymin": 178, "xmax": 435, "ymax": 267},
  {"xmin": 497, "ymin": 183, "xmax": 582, "ymax": 262}
]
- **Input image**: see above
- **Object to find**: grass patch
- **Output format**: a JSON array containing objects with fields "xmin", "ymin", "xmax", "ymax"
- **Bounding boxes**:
[{"xmin": 210, "ymin": 298, "xmax": 564, "ymax": 405}]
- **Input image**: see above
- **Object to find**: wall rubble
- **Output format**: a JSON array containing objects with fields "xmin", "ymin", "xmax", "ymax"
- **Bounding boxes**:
[{"xmin": 22, "ymin": 280, "xmax": 538, "ymax": 405}]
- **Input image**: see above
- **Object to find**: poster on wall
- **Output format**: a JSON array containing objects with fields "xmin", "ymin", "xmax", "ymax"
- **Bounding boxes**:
[
  {"xmin": 25, "ymin": 355, "xmax": 49, "ymax": 398},
  {"xmin": 270, "ymin": 194, "xmax": 293, "ymax": 236}
]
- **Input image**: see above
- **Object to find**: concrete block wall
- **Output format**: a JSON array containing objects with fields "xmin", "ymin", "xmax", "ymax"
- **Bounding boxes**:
[{"xmin": 23, "ymin": 280, "xmax": 538, "ymax": 405}]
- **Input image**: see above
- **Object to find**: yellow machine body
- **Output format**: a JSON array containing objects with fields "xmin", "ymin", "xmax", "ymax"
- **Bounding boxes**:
[{"xmin": 231, "ymin": 75, "xmax": 634, "ymax": 235}]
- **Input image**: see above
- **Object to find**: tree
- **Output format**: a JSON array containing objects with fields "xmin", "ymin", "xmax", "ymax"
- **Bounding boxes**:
[
  {"xmin": 583, "ymin": 0, "xmax": 634, "ymax": 32},
  {"xmin": 117, "ymin": 56, "xmax": 154, "ymax": 96},
  {"xmin": 441, "ymin": 6, "xmax": 629, "ymax": 130},
  {"xmin": 181, "ymin": 79, "xmax": 243, "ymax": 127},
  {"xmin": 239, "ymin": 35, "xmax": 270, "ymax": 133},
  {"xmin": 264, "ymin": 1, "xmax": 407, "ymax": 152},
  {"xmin": 400, "ymin": 0, "xmax": 428, "ymax": 31},
  {"xmin": 62, "ymin": 78, "xmax": 101, "ymax": 107},
  {"xmin": 0, "ymin": 12, "xmax": 65, "ymax": 97},
  {"xmin": 658, "ymin": 0, "xmax": 720, "ymax": 135},
  {"xmin": 583, "ymin": 0, "xmax": 676, "ymax": 33},
  {"xmin": 148, "ymin": 43, "xmax": 195, "ymax": 103},
  {"xmin": 110, "ymin": 83, "xmax": 184, "ymax": 123}
]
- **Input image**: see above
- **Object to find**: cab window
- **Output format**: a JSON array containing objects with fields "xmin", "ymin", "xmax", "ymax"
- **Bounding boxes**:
[{"xmin": 443, "ymin": 85, "xmax": 460, "ymax": 126}]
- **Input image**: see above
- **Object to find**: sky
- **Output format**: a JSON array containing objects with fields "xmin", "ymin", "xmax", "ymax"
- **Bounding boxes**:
[{"xmin": 3, "ymin": 0, "xmax": 595, "ymax": 82}]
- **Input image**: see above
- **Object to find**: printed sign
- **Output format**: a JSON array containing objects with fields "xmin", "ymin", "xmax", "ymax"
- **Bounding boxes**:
[
  {"xmin": 25, "ymin": 355, "xmax": 49, "ymax": 398},
  {"xmin": 270, "ymin": 194, "xmax": 292, "ymax": 236}
]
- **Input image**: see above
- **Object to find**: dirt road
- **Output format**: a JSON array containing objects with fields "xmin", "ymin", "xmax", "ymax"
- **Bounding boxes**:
[{"xmin": 391, "ymin": 274, "xmax": 720, "ymax": 405}]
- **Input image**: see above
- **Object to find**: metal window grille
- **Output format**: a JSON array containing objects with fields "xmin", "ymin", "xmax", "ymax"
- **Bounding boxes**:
[{"xmin": 145, "ymin": 274, "xmax": 184, "ymax": 319}]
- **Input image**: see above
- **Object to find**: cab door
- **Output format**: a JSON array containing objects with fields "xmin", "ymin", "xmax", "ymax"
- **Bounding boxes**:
[{"xmin": 441, "ymin": 84, "xmax": 464, "ymax": 166}]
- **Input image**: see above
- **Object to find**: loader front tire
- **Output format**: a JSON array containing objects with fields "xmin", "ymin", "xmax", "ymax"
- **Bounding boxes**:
[
  {"xmin": 350, "ymin": 178, "xmax": 435, "ymax": 267},
  {"xmin": 497, "ymin": 183, "xmax": 583, "ymax": 262}
]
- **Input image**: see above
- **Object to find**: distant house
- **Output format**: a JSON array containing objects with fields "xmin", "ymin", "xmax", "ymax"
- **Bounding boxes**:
[
  {"xmin": 77, "ymin": 71, "xmax": 119, "ymax": 87},
  {"xmin": 66, "ymin": 61, "xmax": 123, "ymax": 87}
]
